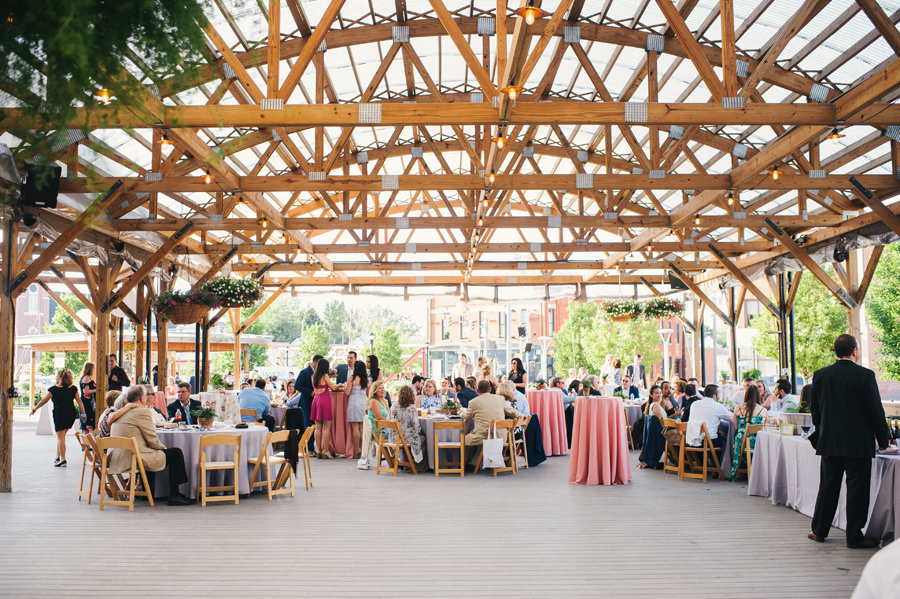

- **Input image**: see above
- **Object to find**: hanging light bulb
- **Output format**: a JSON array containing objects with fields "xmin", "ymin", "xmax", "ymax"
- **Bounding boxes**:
[
  {"xmin": 258, "ymin": 216, "xmax": 268, "ymax": 228},
  {"xmin": 481, "ymin": 197, "xmax": 489, "ymax": 208},
  {"xmin": 236, "ymin": 195, "xmax": 245, "ymax": 205},
  {"xmin": 726, "ymin": 192, "xmax": 734, "ymax": 206},
  {"xmin": 694, "ymin": 215, "xmax": 700, "ymax": 225},
  {"xmin": 97, "ymin": 88, "xmax": 111, "ymax": 104},
  {"xmin": 204, "ymin": 169, "xmax": 212, "ymax": 184},
  {"xmin": 515, "ymin": 4, "xmax": 547, "ymax": 25},
  {"xmin": 488, "ymin": 170, "xmax": 496, "ymax": 184},
  {"xmin": 492, "ymin": 136, "xmax": 507, "ymax": 149},
  {"xmin": 477, "ymin": 218, "xmax": 484, "ymax": 227},
  {"xmin": 501, "ymin": 85, "xmax": 523, "ymax": 101},
  {"xmin": 769, "ymin": 167, "xmax": 783, "ymax": 181},
  {"xmin": 160, "ymin": 132, "xmax": 173, "ymax": 147},
  {"xmin": 826, "ymin": 128, "xmax": 845, "ymax": 144}
]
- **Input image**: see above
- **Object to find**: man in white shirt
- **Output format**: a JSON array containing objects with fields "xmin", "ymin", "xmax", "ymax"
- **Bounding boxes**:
[
  {"xmin": 626, "ymin": 354, "xmax": 647, "ymax": 388},
  {"xmin": 564, "ymin": 368, "xmax": 577, "ymax": 388},
  {"xmin": 729, "ymin": 376, "xmax": 756, "ymax": 406},
  {"xmin": 772, "ymin": 379, "xmax": 799, "ymax": 412},
  {"xmin": 687, "ymin": 384, "xmax": 733, "ymax": 447},
  {"xmin": 452, "ymin": 353, "xmax": 475, "ymax": 381}
]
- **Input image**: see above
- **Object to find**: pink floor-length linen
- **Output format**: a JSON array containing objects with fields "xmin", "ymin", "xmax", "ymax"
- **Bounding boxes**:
[
  {"xmin": 568, "ymin": 397, "xmax": 633, "ymax": 485},
  {"xmin": 155, "ymin": 392, "xmax": 167, "ymax": 413},
  {"xmin": 526, "ymin": 389, "xmax": 568, "ymax": 456},
  {"xmin": 329, "ymin": 391, "xmax": 355, "ymax": 457}
]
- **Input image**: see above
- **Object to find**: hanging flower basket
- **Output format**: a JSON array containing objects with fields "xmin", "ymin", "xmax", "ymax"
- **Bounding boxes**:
[
  {"xmin": 643, "ymin": 297, "xmax": 685, "ymax": 320},
  {"xmin": 167, "ymin": 302, "xmax": 210, "ymax": 324},
  {"xmin": 203, "ymin": 277, "xmax": 262, "ymax": 308},
  {"xmin": 600, "ymin": 299, "xmax": 643, "ymax": 322}
]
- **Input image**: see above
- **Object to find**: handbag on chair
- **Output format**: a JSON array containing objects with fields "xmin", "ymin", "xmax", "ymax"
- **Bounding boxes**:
[{"xmin": 482, "ymin": 423, "xmax": 506, "ymax": 469}]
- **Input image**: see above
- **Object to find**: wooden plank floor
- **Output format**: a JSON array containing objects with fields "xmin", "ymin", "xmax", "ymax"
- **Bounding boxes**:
[{"xmin": 0, "ymin": 419, "xmax": 878, "ymax": 598}]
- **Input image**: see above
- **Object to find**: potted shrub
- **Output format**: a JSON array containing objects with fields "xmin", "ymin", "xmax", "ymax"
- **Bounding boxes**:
[
  {"xmin": 581, "ymin": 377, "xmax": 593, "ymax": 396},
  {"xmin": 534, "ymin": 378, "xmax": 547, "ymax": 390},
  {"xmin": 190, "ymin": 407, "xmax": 218, "ymax": 429},
  {"xmin": 437, "ymin": 398, "xmax": 462, "ymax": 415},
  {"xmin": 601, "ymin": 299, "xmax": 643, "ymax": 323}
]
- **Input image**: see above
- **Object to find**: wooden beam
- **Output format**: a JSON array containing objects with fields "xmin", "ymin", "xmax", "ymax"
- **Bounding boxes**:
[
  {"xmin": 278, "ymin": 0, "xmax": 347, "ymax": 101},
  {"xmin": 189, "ymin": 247, "xmax": 238, "ymax": 293},
  {"xmin": 48, "ymin": 264, "xmax": 96, "ymax": 315},
  {"xmin": 268, "ymin": 0, "xmax": 281, "ymax": 97},
  {"xmin": 834, "ymin": 58, "xmax": 900, "ymax": 120},
  {"xmin": 856, "ymin": 0, "xmax": 900, "ymax": 56},
  {"xmin": 762, "ymin": 217, "xmax": 857, "ymax": 308},
  {"xmin": 35, "ymin": 280, "xmax": 94, "ymax": 335},
  {"xmin": 734, "ymin": 286, "xmax": 748, "ymax": 324},
  {"xmin": 7, "ymin": 181, "xmax": 125, "ymax": 297},
  {"xmin": 206, "ymin": 21, "xmax": 264, "ymax": 103},
  {"xmin": 668, "ymin": 263, "xmax": 733, "ymax": 327},
  {"xmin": 720, "ymin": 0, "xmax": 737, "ymax": 96},
  {"xmin": 102, "ymin": 223, "xmax": 194, "ymax": 314},
  {"xmin": 849, "ymin": 179, "xmax": 900, "ymax": 239},
  {"xmin": 427, "ymin": 0, "xmax": 497, "ymax": 97},
  {"xmin": 654, "ymin": 0, "xmax": 727, "ymax": 101},
  {"xmin": 856, "ymin": 245, "xmax": 884, "ymax": 304},
  {"xmin": 237, "ymin": 278, "xmax": 293, "ymax": 333},
  {"xmin": 785, "ymin": 271, "xmax": 803, "ymax": 313},
  {"xmin": 517, "ymin": 0, "xmax": 575, "ymax": 85},
  {"xmin": 0, "ymin": 220, "xmax": 18, "ymax": 492},
  {"xmin": 708, "ymin": 243, "xmax": 781, "ymax": 318}
]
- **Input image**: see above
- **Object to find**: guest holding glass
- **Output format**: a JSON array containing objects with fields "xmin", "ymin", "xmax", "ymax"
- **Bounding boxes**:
[
  {"xmin": 311, "ymin": 359, "xmax": 344, "ymax": 459},
  {"xmin": 390, "ymin": 385, "xmax": 428, "ymax": 472},
  {"xmin": 346, "ymin": 361, "xmax": 370, "ymax": 459},
  {"xmin": 30, "ymin": 368, "xmax": 86, "ymax": 467}
]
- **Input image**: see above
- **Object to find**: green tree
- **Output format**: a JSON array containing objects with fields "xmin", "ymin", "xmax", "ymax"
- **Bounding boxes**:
[
  {"xmin": 552, "ymin": 302, "xmax": 601, "ymax": 373},
  {"xmin": 38, "ymin": 293, "xmax": 88, "ymax": 376},
  {"xmin": 583, "ymin": 318, "xmax": 664, "ymax": 371},
  {"xmin": 750, "ymin": 270, "xmax": 847, "ymax": 378},
  {"xmin": 254, "ymin": 298, "xmax": 320, "ymax": 343},
  {"xmin": 210, "ymin": 347, "xmax": 268, "ymax": 377},
  {"xmin": 867, "ymin": 243, "xmax": 900, "ymax": 380},
  {"xmin": 296, "ymin": 324, "xmax": 330, "ymax": 363},
  {"xmin": 373, "ymin": 325, "xmax": 402, "ymax": 376},
  {"xmin": 322, "ymin": 300, "xmax": 349, "ymax": 344}
]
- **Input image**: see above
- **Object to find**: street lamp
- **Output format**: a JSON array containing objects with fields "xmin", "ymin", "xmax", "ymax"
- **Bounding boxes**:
[
  {"xmin": 657, "ymin": 328, "xmax": 673, "ymax": 381},
  {"xmin": 424, "ymin": 341, "xmax": 430, "ymax": 378},
  {"xmin": 367, "ymin": 332, "xmax": 375, "ymax": 354},
  {"xmin": 537, "ymin": 336, "xmax": 553, "ymax": 382}
]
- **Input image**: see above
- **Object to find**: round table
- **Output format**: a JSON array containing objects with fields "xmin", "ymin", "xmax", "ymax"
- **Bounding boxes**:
[
  {"xmin": 568, "ymin": 396, "xmax": 633, "ymax": 485},
  {"xmin": 624, "ymin": 404, "xmax": 643, "ymax": 428},
  {"xmin": 269, "ymin": 405, "xmax": 287, "ymax": 427},
  {"xmin": 418, "ymin": 416, "xmax": 475, "ymax": 470},
  {"xmin": 328, "ymin": 391, "xmax": 355, "ymax": 458},
  {"xmin": 526, "ymin": 389, "xmax": 568, "ymax": 456},
  {"xmin": 154, "ymin": 426, "xmax": 270, "ymax": 499},
  {"xmin": 197, "ymin": 391, "xmax": 240, "ymax": 424}
]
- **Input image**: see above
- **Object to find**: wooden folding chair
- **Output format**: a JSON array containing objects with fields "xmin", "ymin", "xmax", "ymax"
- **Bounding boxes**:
[
  {"xmin": 79, "ymin": 432, "xmax": 129, "ymax": 504},
  {"xmin": 680, "ymin": 422, "xmax": 725, "ymax": 483},
  {"xmin": 733, "ymin": 423, "xmax": 763, "ymax": 480},
  {"xmin": 473, "ymin": 420, "xmax": 517, "ymax": 476},
  {"xmin": 240, "ymin": 408, "xmax": 265, "ymax": 425},
  {"xmin": 662, "ymin": 418, "xmax": 681, "ymax": 477},
  {"xmin": 624, "ymin": 406, "xmax": 635, "ymax": 450},
  {"xmin": 76, "ymin": 431, "xmax": 99, "ymax": 503},
  {"xmin": 375, "ymin": 419, "xmax": 418, "ymax": 476},
  {"xmin": 512, "ymin": 415, "xmax": 531, "ymax": 470},
  {"xmin": 197, "ymin": 434, "xmax": 241, "ymax": 506},
  {"xmin": 97, "ymin": 437, "xmax": 155, "ymax": 511},
  {"xmin": 247, "ymin": 430, "xmax": 295, "ymax": 500},
  {"xmin": 433, "ymin": 420, "xmax": 465, "ymax": 477},
  {"xmin": 275, "ymin": 425, "xmax": 316, "ymax": 491}
]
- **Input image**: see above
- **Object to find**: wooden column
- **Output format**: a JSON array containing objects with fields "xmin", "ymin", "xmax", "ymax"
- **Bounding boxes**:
[
  {"xmin": 728, "ymin": 287, "xmax": 739, "ymax": 383},
  {"xmin": 1, "ymin": 220, "xmax": 19, "ymax": 492},
  {"xmin": 29, "ymin": 349, "xmax": 35, "ymax": 413},
  {"xmin": 847, "ymin": 249, "xmax": 862, "ymax": 340},
  {"xmin": 692, "ymin": 300, "xmax": 702, "ymax": 380},
  {"xmin": 232, "ymin": 308, "xmax": 242, "ymax": 385},
  {"xmin": 94, "ymin": 254, "xmax": 110, "ymax": 424},
  {"xmin": 243, "ymin": 346, "xmax": 249, "ymax": 373},
  {"xmin": 156, "ymin": 278, "xmax": 169, "ymax": 389},
  {"xmin": 134, "ymin": 284, "xmax": 145, "ymax": 381}
]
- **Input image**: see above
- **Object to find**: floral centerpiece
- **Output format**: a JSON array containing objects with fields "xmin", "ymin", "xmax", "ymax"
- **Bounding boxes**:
[
  {"xmin": 534, "ymin": 378, "xmax": 547, "ymax": 390},
  {"xmin": 643, "ymin": 297, "xmax": 685, "ymax": 320},
  {"xmin": 437, "ymin": 398, "xmax": 462, "ymax": 415},
  {"xmin": 151, "ymin": 277, "xmax": 262, "ymax": 324},
  {"xmin": 600, "ymin": 299, "xmax": 643, "ymax": 322},
  {"xmin": 190, "ymin": 406, "xmax": 219, "ymax": 429}
]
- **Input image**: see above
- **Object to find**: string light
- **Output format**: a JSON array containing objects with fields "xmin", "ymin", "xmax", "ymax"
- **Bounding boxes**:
[
  {"xmin": 97, "ymin": 88, "xmax": 111, "ymax": 104},
  {"xmin": 492, "ymin": 136, "xmax": 508, "ymax": 149},
  {"xmin": 694, "ymin": 215, "xmax": 700, "ymax": 225},
  {"xmin": 160, "ymin": 133, "xmax": 173, "ymax": 146},
  {"xmin": 515, "ymin": 4, "xmax": 547, "ymax": 25},
  {"xmin": 258, "ymin": 216, "xmax": 268, "ymax": 228},
  {"xmin": 501, "ymin": 85, "xmax": 523, "ymax": 101},
  {"xmin": 826, "ymin": 128, "xmax": 845, "ymax": 144},
  {"xmin": 488, "ymin": 170, "xmax": 496, "ymax": 184},
  {"xmin": 769, "ymin": 168, "xmax": 783, "ymax": 181},
  {"xmin": 204, "ymin": 169, "xmax": 212, "ymax": 184}
]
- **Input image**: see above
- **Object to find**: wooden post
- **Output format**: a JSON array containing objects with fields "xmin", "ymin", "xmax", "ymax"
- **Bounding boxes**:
[
  {"xmin": 692, "ymin": 300, "xmax": 702, "ymax": 380},
  {"xmin": 94, "ymin": 254, "xmax": 110, "ymax": 425},
  {"xmin": 243, "ymin": 345, "xmax": 249, "ymax": 373},
  {"xmin": 729, "ymin": 287, "xmax": 739, "ymax": 384},
  {"xmin": 0, "ymin": 219, "xmax": 18, "ymax": 492},
  {"xmin": 847, "ymin": 249, "xmax": 861, "ymax": 340},
  {"xmin": 232, "ymin": 308, "xmax": 242, "ymax": 386},
  {"xmin": 134, "ymin": 284, "xmax": 145, "ymax": 381},
  {"xmin": 156, "ymin": 278, "xmax": 169, "ymax": 391}
]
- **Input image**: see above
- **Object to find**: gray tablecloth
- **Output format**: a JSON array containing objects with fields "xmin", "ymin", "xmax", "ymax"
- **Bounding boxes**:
[
  {"xmin": 747, "ymin": 430, "xmax": 900, "ymax": 543},
  {"xmin": 719, "ymin": 420, "xmax": 736, "ymax": 479},
  {"xmin": 269, "ymin": 406, "xmax": 286, "ymax": 426},
  {"xmin": 624, "ymin": 405, "xmax": 642, "ymax": 428},
  {"xmin": 155, "ymin": 427, "xmax": 271, "ymax": 499},
  {"xmin": 418, "ymin": 417, "xmax": 474, "ymax": 470}
]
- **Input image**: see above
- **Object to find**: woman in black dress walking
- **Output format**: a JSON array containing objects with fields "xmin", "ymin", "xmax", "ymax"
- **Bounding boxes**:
[
  {"xmin": 30, "ymin": 369, "xmax": 85, "ymax": 467},
  {"xmin": 79, "ymin": 361, "xmax": 96, "ymax": 431}
]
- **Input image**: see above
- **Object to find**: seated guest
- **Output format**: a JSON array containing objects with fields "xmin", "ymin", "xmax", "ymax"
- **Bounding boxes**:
[
  {"xmin": 389, "ymin": 386, "xmax": 428, "ymax": 472},
  {"xmin": 564, "ymin": 368, "xmax": 577, "ymax": 389},
  {"xmin": 686, "ymin": 383, "xmax": 733, "ymax": 448},
  {"xmin": 239, "ymin": 379, "xmax": 276, "ymax": 432},
  {"xmin": 96, "ymin": 391, "xmax": 124, "ymax": 438},
  {"xmin": 672, "ymin": 379, "xmax": 687, "ymax": 409},
  {"xmin": 109, "ymin": 386, "xmax": 194, "ymax": 505},
  {"xmin": 462, "ymin": 380, "xmax": 523, "ymax": 467},
  {"xmin": 410, "ymin": 375, "xmax": 425, "ymax": 395},
  {"xmin": 638, "ymin": 385, "xmax": 667, "ymax": 469},
  {"xmin": 417, "ymin": 379, "xmax": 443, "ymax": 410},
  {"xmin": 465, "ymin": 376, "xmax": 477, "ymax": 391},
  {"xmin": 730, "ymin": 376, "xmax": 755, "ymax": 405},
  {"xmin": 679, "ymin": 384, "xmax": 703, "ymax": 421},
  {"xmin": 565, "ymin": 380, "xmax": 581, "ymax": 407},
  {"xmin": 511, "ymin": 386, "xmax": 531, "ymax": 415},
  {"xmin": 143, "ymin": 385, "xmax": 167, "ymax": 426},
  {"xmin": 281, "ymin": 380, "xmax": 299, "ymax": 405},
  {"xmin": 454, "ymin": 377, "xmax": 478, "ymax": 408},
  {"xmin": 688, "ymin": 378, "xmax": 702, "ymax": 396},
  {"xmin": 771, "ymin": 379, "xmax": 798, "ymax": 412},
  {"xmin": 729, "ymin": 384, "xmax": 767, "ymax": 481},
  {"xmin": 440, "ymin": 377, "xmax": 457, "ymax": 400},
  {"xmin": 497, "ymin": 382, "xmax": 528, "ymax": 415},
  {"xmin": 166, "ymin": 383, "xmax": 201, "ymax": 424},
  {"xmin": 757, "ymin": 379, "xmax": 777, "ymax": 410},
  {"xmin": 481, "ymin": 364, "xmax": 500, "ymax": 393},
  {"xmin": 165, "ymin": 377, "xmax": 177, "ymax": 397},
  {"xmin": 614, "ymin": 375, "xmax": 641, "ymax": 401},
  {"xmin": 588, "ymin": 375, "xmax": 603, "ymax": 396}
]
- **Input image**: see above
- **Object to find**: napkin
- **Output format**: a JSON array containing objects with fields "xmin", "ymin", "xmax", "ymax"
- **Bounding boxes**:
[{"xmin": 213, "ymin": 421, "xmax": 227, "ymax": 429}]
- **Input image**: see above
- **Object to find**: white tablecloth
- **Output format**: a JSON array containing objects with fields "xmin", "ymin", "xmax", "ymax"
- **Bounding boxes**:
[
  {"xmin": 197, "ymin": 391, "xmax": 240, "ymax": 424},
  {"xmin": 747, "ymin": 430, "xmax": 900, "ymax": 543},
  {"xmin": 155, "ymin": 426, "xmax": 270, "ymax": 499}
]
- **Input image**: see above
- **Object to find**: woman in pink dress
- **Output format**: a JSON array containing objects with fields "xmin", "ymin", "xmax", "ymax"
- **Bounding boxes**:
[{"xmin": 310, "ymin": 359, "xmax": 344, "ymax": 459}]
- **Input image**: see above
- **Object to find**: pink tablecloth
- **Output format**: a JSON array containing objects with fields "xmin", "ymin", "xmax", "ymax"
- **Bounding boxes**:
[
  {"xmin": 568, "ymin": 396, "xmax": 633, "ymax": 486},
  {"xmin": 154, "ymin": 392, "xmax": 167, "ymax": 413},
  {"xmin": 329, "ymin": 391, "xmax": 354, "ymax": 458},
  {"xmin": 527, "ymin": 389, "xmax": 568, "ymax": 456}
]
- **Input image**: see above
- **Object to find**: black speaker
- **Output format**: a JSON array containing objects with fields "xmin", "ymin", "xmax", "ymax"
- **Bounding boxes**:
[
  {"xmin": 22, "ymin": 163, "xmax": 61, "ymax": 208},
  {"xmin": 667, "ymin": 270, "xmax": 689, "ymax": 291},
  {"xmin": 517, "ymin": 325, "xmax": 527, "ymax": 337},
  {"xmin": 523, "ymin": 342, "xmax": 532, "ymax": 354}
]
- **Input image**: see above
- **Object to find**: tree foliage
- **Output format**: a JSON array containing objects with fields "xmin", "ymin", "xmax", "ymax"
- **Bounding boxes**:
[
  {"xmin": 296, "ymin": 324, "xmax": 331, "ymax": 363},
  {"xmin": 250, "ymin": 299, "xmax": 320, "ymax": 344},
  {"xmin": 210, "ymin": 347, "xmax": 268, "ymax": 377},
  {"xmin": 750, "ymin": 270, "xmax": 847, "ymax": 377},
  {"xmin": 2, "ymin": 0, "xmax": 209, "ymax": 145},
  {"xmin": 373, "ymin": 325, "xmax": 402, "ymax": 376},
  {"xmin": 38, "ymin": 293, "xmax": 88, "ymax": 375},
  {"xmin": 552, "ymin": 302, "xmax": 601, "ymax": 373},
  {"xmin": 867, "ymin": 243, "xmax": 900, "ymax": 380}
]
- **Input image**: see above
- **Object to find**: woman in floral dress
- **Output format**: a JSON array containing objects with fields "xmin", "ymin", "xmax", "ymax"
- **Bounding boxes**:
[
  {"xmin": 390, "ymin": 385, "xmax": 427, "ymax": 472},
  {"xmin": 417, "ymin": 379, "xmax": 443, "ymax": 410},
  {"xmin": 729, "ymin": 385, "xmax": 767, "ymax": 481}
]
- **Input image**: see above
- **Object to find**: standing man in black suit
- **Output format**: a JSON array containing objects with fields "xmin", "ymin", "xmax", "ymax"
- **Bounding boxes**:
[
  {"xmin": 166, "ymin": 382, "xmax": 202, "ymax": 424},
  {"xmin": 334, "ymin": 351, "xmax": 357, "ymax": 385},
  {"xmin": 294, "ymin": 355, "xmax": 323, "ymax": 449},
  {"xmin": 626, "ymin": 354, "xmax": 647, "ymax": 389},
  {"xmin": 809, "ymin": 334, "xmax": 889, "ymax": 548}
]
